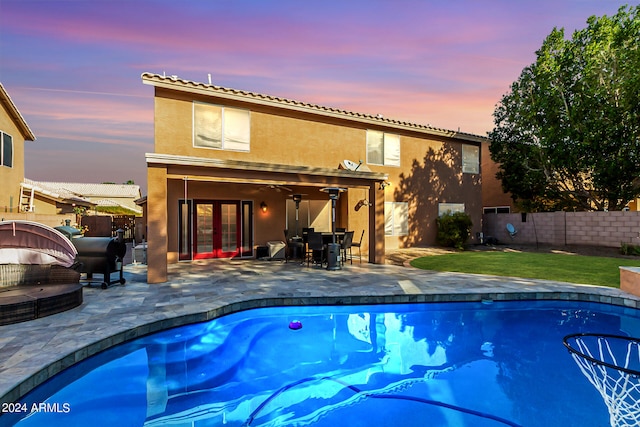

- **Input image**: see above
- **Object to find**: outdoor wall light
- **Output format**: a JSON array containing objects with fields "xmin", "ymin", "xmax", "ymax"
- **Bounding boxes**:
[
  {"xmin": 260, "ymin": 201, "xmax": 268, "ymax": 213},
  {"xmin": 379, "ymin": 181, "xmax": 391, "ymax": 190}
]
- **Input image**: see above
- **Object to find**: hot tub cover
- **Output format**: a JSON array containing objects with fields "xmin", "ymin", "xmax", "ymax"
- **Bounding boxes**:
[{"xmin": 0, "ymin": 220, "xmax": 78, "ymax": 267}]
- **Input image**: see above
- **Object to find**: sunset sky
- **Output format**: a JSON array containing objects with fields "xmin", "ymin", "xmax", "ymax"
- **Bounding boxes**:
[{"xmin": 1, "ymin": 0, "xmax": 635, "ymax": 193}]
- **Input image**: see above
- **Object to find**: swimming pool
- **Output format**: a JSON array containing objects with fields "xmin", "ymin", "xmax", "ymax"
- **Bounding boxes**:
[{"xmin": 4, "ymin": 300, "xmax": 640, "ymax": 426}]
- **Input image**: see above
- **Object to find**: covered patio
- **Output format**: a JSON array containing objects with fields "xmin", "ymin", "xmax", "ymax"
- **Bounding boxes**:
[{"xmin": 145, "ymin": 153, "xmax": 389, "ymax": 283}]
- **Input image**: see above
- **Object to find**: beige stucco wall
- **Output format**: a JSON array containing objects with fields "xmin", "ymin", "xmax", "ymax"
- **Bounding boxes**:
[
  {"xmin": 0, "ymin": 101, "xmax": 26, "ymax": 213},
  {"xmin": 147, "ymin": 165, "xmax": 168, "ymax": 283},
  {"xmin": 621, "ymin": 267, "xmax": 640, "ymax": 297},
  {"xmin": 145, "ymin": 80, "xmax": 485, "ymax": 283},
  {"xmin": 388, "ymin": 133, "xmax": 482, "ymax": 247},
  {"xmin": 481, "ymin": 140, "xmax": 515, "ymax": 212},
  {"xmin": 32, "ymin": 196, "xmax": 59, "ymax": 215},
  {"xmin": 153, "ymin": 87, "xmax": 482, "ymax": 253},
  {"xmin": 154, "ymin": 88, "xmax": 368, "ymax": 170}
]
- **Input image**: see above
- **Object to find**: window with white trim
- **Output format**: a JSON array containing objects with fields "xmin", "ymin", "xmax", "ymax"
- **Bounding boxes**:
[
  {"xmin": 1, "ymin": 131, "xmax": 13, "ymax": 168},
  {"xmin": 438, "ymin": 203, "xmax": 465, "ymax": 216},
  {"xmin": 193, "ymin": 102, "xmax": 250, "ymax": 151},
  {"xmin": 462, "ymin": 144, "xmax": 479, "ymax": 174},
  {"xmin": 367, "ymin": 130, "xmax": 400, "ymax": 166},
  {"xmin": 483, "ymin": 206, "xmax": 511, "ymax": 214},
  {"xmin": 384, "ymin": 202, "xmax": 408, "ymax": 236}
]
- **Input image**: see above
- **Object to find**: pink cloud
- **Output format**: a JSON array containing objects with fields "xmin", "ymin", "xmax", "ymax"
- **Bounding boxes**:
[
  {"xmin": 4, "ymin": 0, "xmax": 630, "ymax": 191},
  {"xmin": 9, "ymin": 87, "xmax": 153, "ymax": 149}
]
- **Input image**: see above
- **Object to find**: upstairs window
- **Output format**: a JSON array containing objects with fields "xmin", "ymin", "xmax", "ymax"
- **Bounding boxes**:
[
  {"xmin": 367, "ymin": 130, "xmax": 400, "ymax": 166},
  {"xmin": 1, "ymin": 132, "xmax": 12, "ymax": 168},
  {"xmin": 193, "ymin": 102, "xmax": 250, "ymax": 152},
  {"xmin": 462, "ymin": 144, "xmax": 479, "ymax": 174},
  {"xmin": 438, "ymin": 202, "xmax": 465, "ymax": 216}
]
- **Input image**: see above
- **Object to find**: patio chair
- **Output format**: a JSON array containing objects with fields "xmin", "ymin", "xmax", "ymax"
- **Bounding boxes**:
[
  {"xmin": 340, "ymin": 231, "xmax": 354, "ymax": 265},
  {"xmin": 306, "ymin": 232, "xmax": 326, "ymax": 267},
  {"xmin": 302, "ymin": 228, "xmax": 314, "ymax": 246},
  {"xmin": 283, "ymin": 229, "xmax": 290, "ymax": 262},
  {"xmin": 285, "ymin": 228, "xmax": 305, "ymax": 263},
  {"xmin": 350, "ymin": 230, "xmax": 365, "ymax": 263}
]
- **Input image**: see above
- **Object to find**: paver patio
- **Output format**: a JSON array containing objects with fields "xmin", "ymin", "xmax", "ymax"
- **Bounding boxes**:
[{"xmin": 2, "ymin": 254, "xmax": 639, "ymax": 406}]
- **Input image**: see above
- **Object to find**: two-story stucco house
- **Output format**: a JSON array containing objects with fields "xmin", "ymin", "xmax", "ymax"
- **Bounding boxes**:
[
  {"xmin": 142, "ymin": 73, "xmax": 486, "ymax": 283},
  {"xmin": 0, "ymin": 83, "xmax": 36, "ymax": 213}
]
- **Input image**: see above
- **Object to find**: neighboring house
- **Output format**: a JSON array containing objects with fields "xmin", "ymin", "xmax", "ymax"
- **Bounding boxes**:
[
  {"xmin": 21, "ymin": 179, "xmax": 142, "ymax": 215},
  {"xmin": 626, "ymin": 199, "xmax": 640, "ymax": 211},
  {"xmin": 0, "ymin": 83, "xmax": 36, "ymax": 213},
  {"xmin": 20, "ymin": 178, "xmax": 95, "ymax": 215},
  {"xmin": 481, "ymin": 140, "xmax": 515, "ymax": 214},
  {"xmin": 142, "ymin": 72, "xmax": 486, "ymax": 283}
]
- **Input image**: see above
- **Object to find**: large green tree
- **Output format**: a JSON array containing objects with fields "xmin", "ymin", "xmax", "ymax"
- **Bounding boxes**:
[{"xmin": 489, "ymin": 5, "xmax": 640, "ymax": 211}]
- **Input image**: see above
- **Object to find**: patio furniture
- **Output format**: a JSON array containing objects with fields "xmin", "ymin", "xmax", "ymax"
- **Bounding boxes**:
[
  {"xmin": 340, "ymin": 231, "xmax": 354, "ymax": 265},
  {"xmin": 283, "ymin": 229, "xmax": 291, "ymax": 262},
  {"xmin": 0, "ymin": 220, "xmax": 83, "ymax": 325},
  {"xmin": 267, "ymin": 241, "xmax": 286, "ymax": 260},
  {"xmin": 288, "ymin": 239, "xmax": 305, "ymax": 263},
  {"xmin": 306, "ymin": 232, "xmax": 326, "ymax": 267},
  {"xmin": 0, "ymin": 263, "xmax": 81, "ymax": 288},
  {"xmin": 350, "ymin": 230, "xmax": 365, "ymax": 263},
  {"xmin": 284, "ymin": 228, "xmax": 304, "ymax": 263},
  {"xmin": 256, "ymin": 245, "xmax": 269, "ymax": 259},
  {"xmin": 302, "ymin": 228, "xmax": 314, "ymax": 246},
  {"xmin": 320, "ymin": 231, "xmax": 346, "ymax": 245},
  {"xmin": 320, "ymin": 187, "xmax": 346, "ymax": 271}
]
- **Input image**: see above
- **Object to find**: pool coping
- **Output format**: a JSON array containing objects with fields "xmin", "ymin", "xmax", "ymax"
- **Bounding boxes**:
[{"xmin": 2, "ymin": 260, "xmax": 640, "ymax": 407}]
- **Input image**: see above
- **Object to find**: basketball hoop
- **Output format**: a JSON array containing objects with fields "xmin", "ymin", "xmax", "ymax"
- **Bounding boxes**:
[{"xmin": 563, "ymin": 333, "xmax": 640, "ymax": 427}]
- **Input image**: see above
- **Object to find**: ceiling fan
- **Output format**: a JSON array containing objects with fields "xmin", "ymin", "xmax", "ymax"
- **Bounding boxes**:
[{"xmin": 263, "ymin": 184, "xmax": 292, "ymax": 193}]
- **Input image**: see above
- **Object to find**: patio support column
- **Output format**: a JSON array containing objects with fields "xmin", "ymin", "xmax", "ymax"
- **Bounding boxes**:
[
  {"xmin": 147, "ymin": 165, "xmax": 168, "ymax": 283},
  {"xmin": 368, "ymin": 184, "xmax": 386, "ymax": 264}
]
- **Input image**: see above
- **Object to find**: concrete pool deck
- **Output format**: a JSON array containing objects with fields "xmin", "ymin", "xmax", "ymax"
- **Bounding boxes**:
[{"xmin": 2, "ymin": 252, "xmax": 640, "ymax": 405}]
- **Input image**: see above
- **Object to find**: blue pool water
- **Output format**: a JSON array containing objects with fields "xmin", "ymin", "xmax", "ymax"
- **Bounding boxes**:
[{"xmin": 5, "ymin": 300, "xmax": 640, "ymax": 427}]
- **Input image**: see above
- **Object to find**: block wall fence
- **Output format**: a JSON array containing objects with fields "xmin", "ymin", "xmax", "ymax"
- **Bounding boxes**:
[
  {"xmin": 0, "ymin": 213, "xmax": 75, "ymax": 229},
  {"xmin": 482, "ymin": 211, "xmax": 640, "ymax": 248}
]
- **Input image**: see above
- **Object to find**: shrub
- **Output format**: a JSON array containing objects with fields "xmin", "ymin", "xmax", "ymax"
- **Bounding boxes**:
[
  {"xmin": 620, "ymin": 242, "xmax": 640, "ymax": 256},
  {"xmin": 436, "ymin": 211, "xmax": 473, "ymax": 250}
]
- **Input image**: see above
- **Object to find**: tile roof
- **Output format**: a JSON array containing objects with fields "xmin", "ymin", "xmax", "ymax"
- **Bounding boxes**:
[
  {"xmin": 94, "ymin": 198, "xmax": 142, "ymax": 214},
  {"xmin": 0, "ymin": 83, "xmax": 36, "ymax": 141},
  {"xmin": 22, "ymin": 178, "xmax": 93, "ymax": 205},
  {"xmin": 141, "ymin": 72, "xmax": 488, "ymax": 143},
  {"xmin": 26, "ymin": 180, "xmax": 141, "ymax": 198}
]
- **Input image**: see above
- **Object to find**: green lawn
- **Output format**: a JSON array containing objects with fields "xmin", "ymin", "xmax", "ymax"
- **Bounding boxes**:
[{"xmin": 409, "ymin": 251, "xmax": 640, "ymax": 288}]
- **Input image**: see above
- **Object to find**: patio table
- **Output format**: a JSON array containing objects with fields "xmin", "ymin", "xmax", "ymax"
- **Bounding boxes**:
[
  {"xmin": 319, "ymin": 232, "xmax": 345, "ymax": 245},
  {"xmin": 287, "ymin": 238, "xmax": 305, "ymax": 262}
]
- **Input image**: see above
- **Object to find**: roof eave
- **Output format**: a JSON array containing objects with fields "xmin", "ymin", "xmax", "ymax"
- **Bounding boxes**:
[
  {"xmin": 0, "ymin": 83, "xmax": 36, "ymax": 141},
  {"xmin": 145, "ymin": 153, "xmax": 388, "ymax": 182}
]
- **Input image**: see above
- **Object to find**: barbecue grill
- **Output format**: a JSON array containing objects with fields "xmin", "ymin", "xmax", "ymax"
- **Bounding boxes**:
[{"xmin": 72, "ymin": 229, "xmax": 126, "ymax": 289}]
